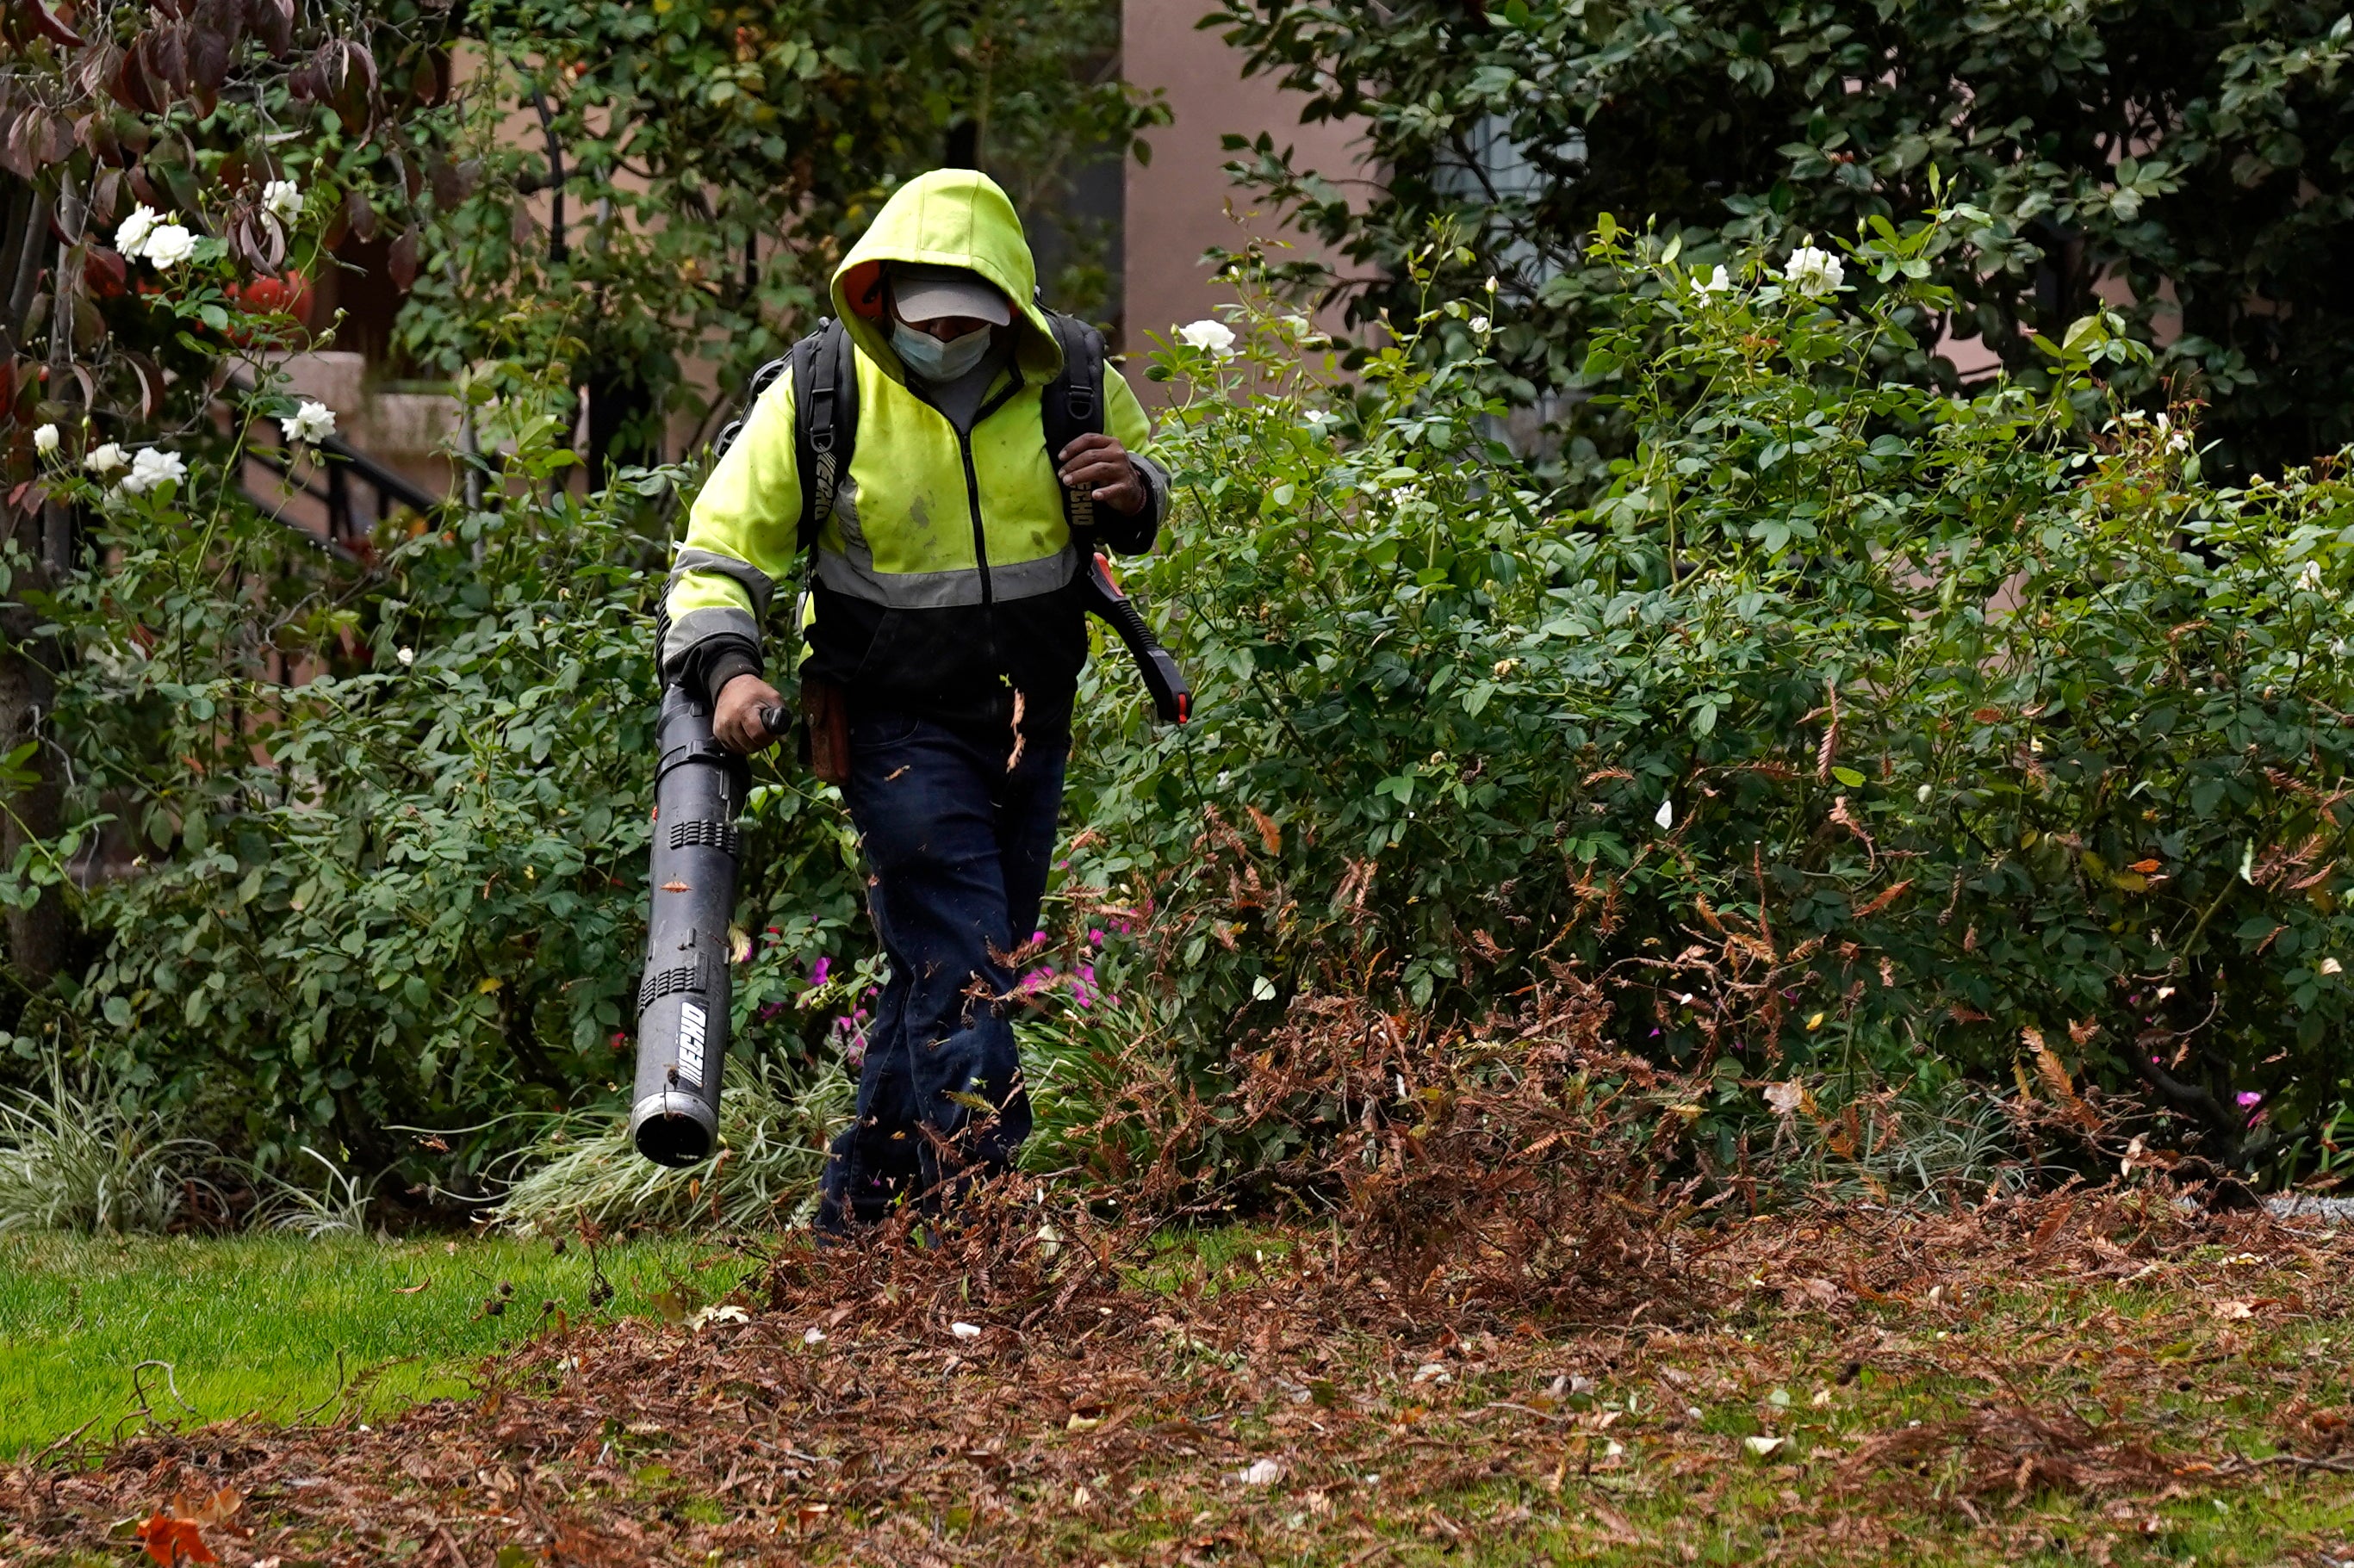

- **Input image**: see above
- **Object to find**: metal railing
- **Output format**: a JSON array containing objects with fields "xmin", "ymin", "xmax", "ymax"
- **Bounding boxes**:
[{"xmin": 240, "ymin": 426, "xmax": 441, "ymax": 548}]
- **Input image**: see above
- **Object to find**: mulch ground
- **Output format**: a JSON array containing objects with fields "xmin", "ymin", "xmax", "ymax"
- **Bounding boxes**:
[{"xmin": 7, "ymin": 1188, "xmax": 2354, "ymax": 1567}]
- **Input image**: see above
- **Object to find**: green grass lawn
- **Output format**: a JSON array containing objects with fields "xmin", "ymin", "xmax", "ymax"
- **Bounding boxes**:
[{"xmin": 0, "ymin": 1230, "xmax": 754, "ymax": 1460}]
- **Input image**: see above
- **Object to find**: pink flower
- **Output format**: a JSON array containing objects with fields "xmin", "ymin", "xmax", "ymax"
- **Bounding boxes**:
[
  {"xmin": 2237, "ymin": 1090, "xmax": 2264, "ymax": 1108},
  {"xmin": 811, "ymin": 956, "xmax": 831, "ymax": 986}
]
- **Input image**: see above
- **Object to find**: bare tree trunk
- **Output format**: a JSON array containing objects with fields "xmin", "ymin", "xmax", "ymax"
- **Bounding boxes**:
[
  {"xmin": 0, "ymin": 581, "xmax": 65, "ymax": 990},
  {"xmin": 2, "ymin": 205, "xmax": 71, "ymax": 992},
  {"xmin": 2, "ymin": 181, "xmax": 47, "ymax": 356}
]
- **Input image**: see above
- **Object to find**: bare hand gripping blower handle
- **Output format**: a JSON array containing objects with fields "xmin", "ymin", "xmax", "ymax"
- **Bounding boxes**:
[{"xmin": 628, "ymin": 685, "xmax": 789, "ymax": 1168}]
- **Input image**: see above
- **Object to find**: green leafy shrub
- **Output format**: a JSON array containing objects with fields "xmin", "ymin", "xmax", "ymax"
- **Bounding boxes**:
[
  {"xmin": 20, "ymin": 195, "xmax": 2354, "ymax": 1208},
  {"xmin": 1071, "ymin": 209, "xmax": 2354, "ymax": 1181},
  {"xmin": 7, "ymin": 361, "xmax": 867, "ymax": 1189},
  {"xmin": 401, "ymin": 0, "xmax": 1162, "ymax": 468},
  {"xmin": 1214, "ymin": 0, "xmax": 2354, "ymax": 478}
]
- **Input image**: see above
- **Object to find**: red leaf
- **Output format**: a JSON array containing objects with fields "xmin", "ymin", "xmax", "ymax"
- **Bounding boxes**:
[
  {"xmin": 84, "ymin": 245, "xmax": 127, "ymax": 298},
  {"xmin": 388, "ymin": 224, "xmax": 419, "ymax": 291},
  {"xmin": 245, "ymin": 0, "xmax": 291, "ymax": 56},
  {"xmin": 74, "ymin": 40, "xmax": 122, "ymax": 99},
  {"xmin": 125, "ymin": 351, "xmax": 166, "ymax": 418},
  {"xmin": 27, "ymin": 0, "xmax": 87, "ymax": 48},
  {"xmin": 0, "ymin": 112, "xmax": 35, "ymax": 181},
  {"xmin": 134, "ymin": 1515, "xmax": 217, "ymax": 1565},
  {"xmin": 39, "ymin": 110, "xmax": 72, "ymax": 168},
  {"xmin": 153, "ymin": 27, "xmax": 190, "ymax": 97}
]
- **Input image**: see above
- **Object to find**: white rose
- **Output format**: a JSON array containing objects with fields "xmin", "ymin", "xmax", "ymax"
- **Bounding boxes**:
[
  {"xmin": 1697, "ymin": 264, "xmax": 1733, "ymax": 294},
  {"xmin": 115, "ymin": 204, "xmax": 160, "ymax": 259},
  {"xmin": 118, "ymin": 447, "xmax": 187, "ymax": 496},
  {"xmin": 396, "ymin": 647, "xmax": 416, "ymax": 667},
  {"xmin": 1780, "ymin": 245, "xmax": 1845, "ymax": 299},
  {"xmin": 1469, "ymin": 313, "xmax": 1491, "ymax": 334},
  {"xmin": 281, "ymin": 400, "xmax": 338, "ymax": 444},
  {"xmin": 262, "ymin": 179, "xmax": 301, "ymax": 223},
  {"xmin": 1175, "ymin": 319, "xmax": 1237, "ymax": 358},
  {"xmin": 140, "ymin": 224, "xmax": 197, "ymax": 270},
  {"xmin": 84, "ymin": 442, "xmax": 128, "ymax": 476},
  {"xmin": 33, "ymin": 423, "xmax": 59, "ymax": 456}
]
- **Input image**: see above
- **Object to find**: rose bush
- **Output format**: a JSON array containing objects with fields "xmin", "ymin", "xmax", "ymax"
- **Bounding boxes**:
[{"xmin": 1066, "ymin": 208, "xmax": 2354, "ymax": 1184}]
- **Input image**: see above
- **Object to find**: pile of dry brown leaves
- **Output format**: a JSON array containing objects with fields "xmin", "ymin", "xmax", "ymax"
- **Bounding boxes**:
[{"xmin": 7, "ymin": 981, "xmax": 2353, "ymax": 1565}]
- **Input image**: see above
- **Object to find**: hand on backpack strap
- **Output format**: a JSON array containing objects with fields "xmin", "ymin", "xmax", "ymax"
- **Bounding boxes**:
[{"xmin": 1056, "ymin": 434, "xmax": 1146, "ymax": 516}]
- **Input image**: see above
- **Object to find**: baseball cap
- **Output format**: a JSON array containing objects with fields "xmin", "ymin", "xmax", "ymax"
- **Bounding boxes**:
[{"xmin": 888, "ymin": 263, "xmax": 1011, "ymax": 326}]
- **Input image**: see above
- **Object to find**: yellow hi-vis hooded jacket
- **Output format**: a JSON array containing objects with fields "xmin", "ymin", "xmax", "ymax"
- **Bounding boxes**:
[{"xmin": 661, "ymin": 169, "xmax": 1165, "ymax": 724}]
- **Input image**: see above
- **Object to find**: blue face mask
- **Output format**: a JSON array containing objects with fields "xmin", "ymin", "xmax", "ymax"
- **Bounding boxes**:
[{"xmin": 891, "ymin": 320, "xmax": 993, "ymax": 383}]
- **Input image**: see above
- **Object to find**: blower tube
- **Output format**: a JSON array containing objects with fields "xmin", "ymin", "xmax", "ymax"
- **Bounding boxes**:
[{"xmin": 628, "ymin": 682, "xmax": 776, "ymax": 1167}]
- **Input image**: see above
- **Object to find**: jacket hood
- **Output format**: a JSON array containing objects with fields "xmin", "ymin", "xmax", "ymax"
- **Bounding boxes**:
[{"xmin": 832, "ymin": 170, "xmax": 1059, "ymax": 385}]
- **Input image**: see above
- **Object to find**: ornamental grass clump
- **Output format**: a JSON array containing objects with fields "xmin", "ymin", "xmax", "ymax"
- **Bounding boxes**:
[
  {"xmin": 0, "ymin": 1056, "xmax": 224, "ymax": 1236},
  {"xmin": 495, "ymin": 1053, "xmax": 851, "ymax": 1234}
]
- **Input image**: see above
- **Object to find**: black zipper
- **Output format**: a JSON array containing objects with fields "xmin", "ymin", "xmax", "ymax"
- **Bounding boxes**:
[
  {"xmin": 956, "ymin": 431, "xmax": 993, "ymax": 606},
  {"xmin": 907, "ymin": 371, "xmax": 1025, "ymax": 608}
]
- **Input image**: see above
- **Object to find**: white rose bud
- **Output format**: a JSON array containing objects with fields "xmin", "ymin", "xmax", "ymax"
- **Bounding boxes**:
[
  {"xmin": 115, "ymin": 204, "xmax": 160, "ymax": 259},
  {"xmin": 118, "ymin": 447, "xmax": 187, "ymax": 496},
  {"xmin": 1175, "ymin": 319, "xmax": 1238, "ymax": 359},
  {"xmin": 84, "ymin": 442, "xmax": 128, "ymax": 477},
  {"xmin": 1780, "ymin": 245, "xmax": 1845, "ymax": 299},
  {"xmin": 33, "ymin": 423, "xmax": 59, "ymax": 456},
  {"xmin": 281, "ymin": 400, "xmax": 338, "ymax": 444},
  {"xmin": 140, "ymin": 224, "xmax": 198, "ymax": 270}
]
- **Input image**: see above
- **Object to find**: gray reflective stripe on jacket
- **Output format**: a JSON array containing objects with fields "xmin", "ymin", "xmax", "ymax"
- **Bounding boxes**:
[
  {"xmin": 811, "ymin": 450, "xmax": 1167, "ymax": 610},
  {"xmin": 669, "ymin": 546, "xmax": 776, "ymax": 621},
  {"xmin": 660, "ymin": 604, "xmax": 761, "ymax": 679},
  {"xmin": 815, "ymin": 542, "xmax": 1079, "ymax": 609}
]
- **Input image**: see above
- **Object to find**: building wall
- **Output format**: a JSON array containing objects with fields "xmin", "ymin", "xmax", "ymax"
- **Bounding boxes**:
[{"xmin": 1121, "ymin": 2, "xmax": 1366, "ymax": 401}]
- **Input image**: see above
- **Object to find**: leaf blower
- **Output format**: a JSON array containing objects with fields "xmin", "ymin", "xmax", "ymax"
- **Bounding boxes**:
[{"xmin": 627, "ymin": 684, "xmax": 789, "ymax": 1168}]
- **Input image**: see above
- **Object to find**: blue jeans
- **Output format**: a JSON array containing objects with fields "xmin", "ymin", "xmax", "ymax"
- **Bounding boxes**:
[{"xmin": 814, "ymin": 707, "xmax": 1068, "ymax": 1233}]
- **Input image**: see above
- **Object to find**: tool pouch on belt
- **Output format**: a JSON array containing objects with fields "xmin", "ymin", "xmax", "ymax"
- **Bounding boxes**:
[{"xmin": 798, "ymin": 673, "xmax": 851, "ymax": 786}]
